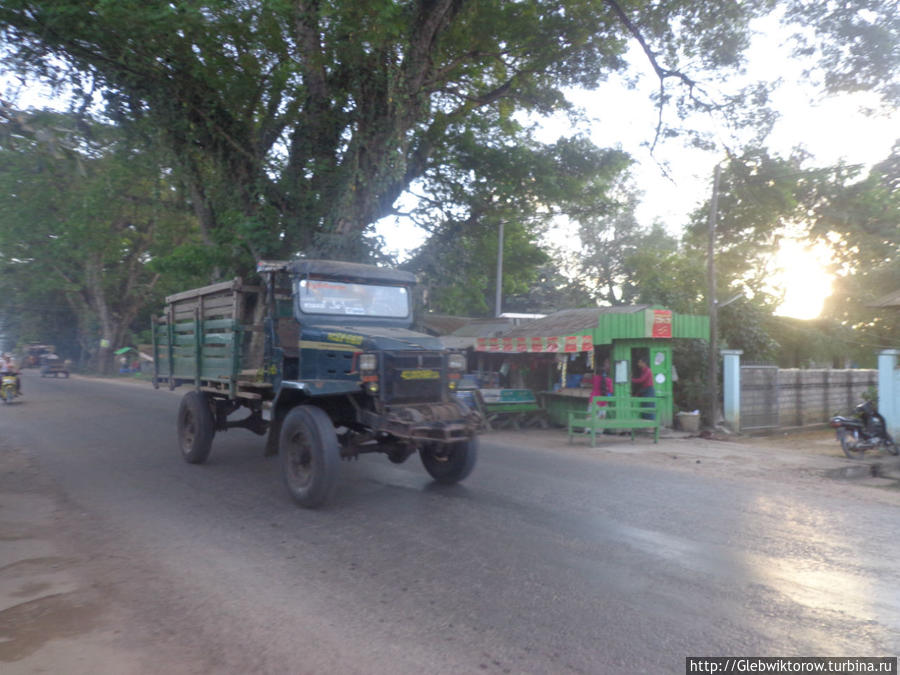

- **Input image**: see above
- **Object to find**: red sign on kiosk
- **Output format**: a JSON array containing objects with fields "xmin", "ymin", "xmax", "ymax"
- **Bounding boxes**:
[{"xmin": 648, "ymin": 310, "xmax": 672, "ymax": 338}]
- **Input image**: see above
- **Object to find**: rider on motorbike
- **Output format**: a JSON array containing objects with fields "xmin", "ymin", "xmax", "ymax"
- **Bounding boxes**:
[{"xmin": 0, "ymin": 353, "xmax": 21, "ymax": 395}]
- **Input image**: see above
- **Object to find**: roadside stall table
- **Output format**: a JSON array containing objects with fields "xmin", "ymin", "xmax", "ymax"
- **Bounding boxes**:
[{"xmin": 479, "ymin": 388, "xmax": 549, "ymax": 430}]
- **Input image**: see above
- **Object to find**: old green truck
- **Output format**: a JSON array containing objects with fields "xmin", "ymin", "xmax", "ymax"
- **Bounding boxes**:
[{"xmin": 153, "ymin": 259, "xmax": 480, "ymax": 507}]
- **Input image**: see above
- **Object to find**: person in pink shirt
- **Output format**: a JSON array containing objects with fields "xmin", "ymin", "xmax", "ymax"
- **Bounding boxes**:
[
  {"xmin": 588, "ymin": 360, "xmax": 613, "ymax": 416},
  {"xmin": 631, "ymin": 358, "xmax": 655, "ymax": 419}
]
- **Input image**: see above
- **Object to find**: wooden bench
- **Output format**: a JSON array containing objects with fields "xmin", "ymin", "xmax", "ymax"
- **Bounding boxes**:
[
  {"xmin": 567, "ymin": 396, "xmax": 660, "ymax": 446},
  {"xmin": 480, "ymin": 388, "xmax": 549, "ymax": 430}
]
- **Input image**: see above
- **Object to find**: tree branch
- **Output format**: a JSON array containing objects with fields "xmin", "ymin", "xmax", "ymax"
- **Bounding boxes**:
[{"xmin": 603, "ymin": 0, "xmax": 701, "ymax": 152}]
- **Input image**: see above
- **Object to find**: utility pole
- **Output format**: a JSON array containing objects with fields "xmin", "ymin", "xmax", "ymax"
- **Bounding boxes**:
[
  {"xmin": 706, "ymin": 164, "xmax": 721, "ymax": 428},
  {"xmin": 495, "ymin": 220, "xmax": 504, "ymax": 318}
]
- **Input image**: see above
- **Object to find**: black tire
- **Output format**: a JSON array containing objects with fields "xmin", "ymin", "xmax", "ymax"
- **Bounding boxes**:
[
  {"xmin": 177, "ymin": 391, "xmax": 215, "ymax": 464},
  {"xmin": 838, "ymin": 428, "xmax": 863, "ymax": 459},
  {"xmin": 278, "ymin": 406, "xmax": 339, "ymax": 508},
  {"xmin": 884, "ymin": 436, "xmax": 898, "ymax": 456},
  {"xmin": 420, "ymin": 437, "xmax": 478, "ymax": 484}
]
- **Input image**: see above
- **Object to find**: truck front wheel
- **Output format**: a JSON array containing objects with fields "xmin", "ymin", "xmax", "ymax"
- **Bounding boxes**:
[
  {"xmin": 177, "ymin": 391, "xmax": 215, "ymax": 464},
  {"xmin": 420, "ymin": 437, "xmax": 478, "ymax": 485},
  {"xmin": 279, "ymin": 406, "xmax": 339, "ymax": 508}
]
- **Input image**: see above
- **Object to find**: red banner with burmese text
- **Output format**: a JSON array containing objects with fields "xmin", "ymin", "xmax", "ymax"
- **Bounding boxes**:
[
  {"xmin": 475, "ymin": 335, "xmax": 593, "ymax": 353},
  {"xmin": 647, "ymin": 309, "xmax": 672, "ymax": 338}
]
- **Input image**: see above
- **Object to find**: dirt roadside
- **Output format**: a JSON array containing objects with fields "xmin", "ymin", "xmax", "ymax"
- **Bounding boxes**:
[
  {"xmin": 486, "ymin": 424, "xmax": 900, "ymax": 502},
  {"xmin": 0, "ymin": 444, "xmax": 206, "ymax": 674}
]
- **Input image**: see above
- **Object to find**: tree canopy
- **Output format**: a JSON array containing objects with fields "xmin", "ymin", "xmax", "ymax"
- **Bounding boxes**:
[
  {"xmin": 0, "ymin": 110, "xmax": 201, "ymax": 370},
  {"xmin": 7, "ymin": 0, "xmax": 890, "ymax": 268}
]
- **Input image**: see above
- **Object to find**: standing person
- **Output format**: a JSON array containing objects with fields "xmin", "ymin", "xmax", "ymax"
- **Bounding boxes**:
[
  {"xmin": 588, "ymin": 359, "xmax": 613, "ymax": 414},
  {"xmin": 631, "ymin": 357, "xmax": 654, "ymax": 420}
]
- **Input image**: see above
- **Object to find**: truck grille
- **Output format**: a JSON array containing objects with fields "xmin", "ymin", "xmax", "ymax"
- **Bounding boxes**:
[{"xmin": 382, "ymin": 351, "xmax": 445, "ymax": 404}]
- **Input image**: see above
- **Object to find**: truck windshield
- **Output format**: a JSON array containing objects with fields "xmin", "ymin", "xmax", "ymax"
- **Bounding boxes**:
[{"xmin": 297, "ymin": 279, "xmax": 409, "ymax": 318}]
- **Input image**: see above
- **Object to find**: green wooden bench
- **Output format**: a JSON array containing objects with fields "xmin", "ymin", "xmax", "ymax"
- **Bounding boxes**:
[
  {"xmin": 480, "ymin": 388, "xmax": 549, "ymax": 430},
  {"xmin": 567, "ymin": 396, "xmax": 660, "ymax": 446}
]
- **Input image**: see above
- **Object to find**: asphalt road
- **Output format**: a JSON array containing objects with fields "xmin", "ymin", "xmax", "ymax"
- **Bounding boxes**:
[{"xmin": 1, "ymin": 370, "xmax": 899, "ymax": 674}]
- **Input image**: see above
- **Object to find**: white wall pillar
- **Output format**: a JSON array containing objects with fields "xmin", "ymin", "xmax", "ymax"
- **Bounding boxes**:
[
  {"xmin": 878, "ymin": 349, "xmax": 900, "ymax": 439},
  {"xmin": 721, "ymin": 349, "xmax": 743, "ymax": 431}
]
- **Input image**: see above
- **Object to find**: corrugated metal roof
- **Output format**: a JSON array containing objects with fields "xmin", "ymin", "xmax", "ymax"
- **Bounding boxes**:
[
  {"xmin": 440, "ymin": 336, "xmax": 479, "ymax": 350},
  {"xmin": 500, "ymin": 306, "xmax": 649, "ymax": 337},
  {"xmin": 450, "ymin": 318, "xmax": 519, "ymax": 337},
  {"xmin": 418, "ymin": 314, "xmax": 473, "ymax": 336}
]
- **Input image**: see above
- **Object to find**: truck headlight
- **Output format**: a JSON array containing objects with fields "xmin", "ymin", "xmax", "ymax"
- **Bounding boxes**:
[
  {"xmin": 448, "ymin": 353, "xmax": 465, "ymax": 370},
  {"xmin": 359, "ymin": 353, "xmax": 377, "ymax": 371}
]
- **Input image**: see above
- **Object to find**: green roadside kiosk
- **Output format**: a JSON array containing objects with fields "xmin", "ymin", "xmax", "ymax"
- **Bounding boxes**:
[{"xmin": 475, "ymin": 306, "xmax": 709, "ymax": 427}]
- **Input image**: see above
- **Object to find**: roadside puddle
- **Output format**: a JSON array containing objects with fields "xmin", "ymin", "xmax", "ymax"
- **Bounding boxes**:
[
  {"xmin": 825, "ymin": 463, "xmax": 900, "ymax": 488},
  {"xmin": 0, "ymin": 590, "xmax": 103, "ymax": 662}
]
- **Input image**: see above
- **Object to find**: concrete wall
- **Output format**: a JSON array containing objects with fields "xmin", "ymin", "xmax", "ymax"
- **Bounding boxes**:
[{"xmin": 740, "ymin": 367, "xmax": 878, "ymax": 432}]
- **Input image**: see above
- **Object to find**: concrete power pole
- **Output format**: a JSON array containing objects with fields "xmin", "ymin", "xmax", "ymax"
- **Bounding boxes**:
[
  {"xmin": 495, "ymin": 221, "xmax": 504, "ymax": 318},
  {"xmin": 706, "ymin": 164, "xmax": 722, "ymax": 428}
]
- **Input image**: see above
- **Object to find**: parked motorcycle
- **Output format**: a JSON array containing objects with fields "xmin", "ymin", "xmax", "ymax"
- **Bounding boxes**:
[
  {"xmin": 830, "ymin": 400, "xmax": 898, "ymax": 459},
  {"xmin": 1, "ymin": 373, "xmax": 18, "ymax": 404}
]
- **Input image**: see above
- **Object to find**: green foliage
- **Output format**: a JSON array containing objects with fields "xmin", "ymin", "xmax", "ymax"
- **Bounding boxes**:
[
  {"xmin": 0, "ymin": 110, "xmax": 202, "ymax": 366},
  {"xmin": 672, "ymin": 339, "xmax": 708, "ymax": 413},
  {"xmin": 627, "ymin": 243, "xmax": 707, "ymax": 315},
  {"xmin": 786, "ymin": 0, "xmax": 900, "ymax": 106},
  {"xmin": 404, "ymin": 219, "xmax": 549, "ymax": 317},
  {"xmin": 573, "ymin": 186, "xmax": 648, "ymax": 306},
  {"xmin": 765, "ymin": 316, "xmax": 857, "ymax": 368},
  {"xmin": 675, "ymin": 143, "xmax": 899, "ymax": 367},
  {"xmin": 504, "ymin": 264, "xmax": 595, "ymax": 314},
  {"xmin": 815, "ymin": 152, "xmax": 900, "ymax": 363},
  {"xmin": 684, "ymin": 148, "xmax": 820, "ymax": 303},
  {"xmin": 403, "ymin": 126, "xmax": 630, "ymax": 316},
  {"xmin": 0, "ymin": 0, "xmax": 803, "ymax": 268}
]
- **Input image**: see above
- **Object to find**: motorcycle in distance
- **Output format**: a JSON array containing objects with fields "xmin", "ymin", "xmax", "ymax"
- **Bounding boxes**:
[
  {"xmin": 0, "ymin": 373, "xmax": 19, "ymax": 404},
  {"xmin": 830, "ymin": 400, "xmax": 898, "ymax": 459}
]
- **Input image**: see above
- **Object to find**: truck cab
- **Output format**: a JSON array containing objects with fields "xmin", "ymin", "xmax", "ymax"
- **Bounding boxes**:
[{"xmin": 260, "ymin": 260, "xmax": 478, "ymax": 455}]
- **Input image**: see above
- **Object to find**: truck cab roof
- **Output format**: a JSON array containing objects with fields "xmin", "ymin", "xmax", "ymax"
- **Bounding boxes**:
[{"xmin": 258, "ymin": 259, "xmax": 416, "ymax": 286}]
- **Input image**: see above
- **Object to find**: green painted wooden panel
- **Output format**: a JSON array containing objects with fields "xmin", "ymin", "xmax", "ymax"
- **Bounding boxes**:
[
  {"xmin": 155, "ymin": 317, "xmax": 241, "ymax": 382},
  {"xmin": 673, "ymin": 313, "xmax": 709, "ymax": 339},
  {"xmin": 591, "ymin": 313, "xmax": 646, "ymax": 345},
  {"xmin": 590, "ymin": 310, "xmax": 709, "ymax": 344},
  {"xmin": 540, "ymin": 392, "xmax": 589, "ymax": 427},
  {"xmin": 204, "ymin": 318, "xmax": 237, "ymax": 331},
  {"xmin": 200, "ymin": 356, "xmax": 234, "ymax": 377},
  {"xmin": 201, "ymin": 335, "xmax": 235, "ymax": 346}
]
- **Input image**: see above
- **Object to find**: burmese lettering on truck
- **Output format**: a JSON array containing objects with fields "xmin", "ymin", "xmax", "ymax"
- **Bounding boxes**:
[{"xmin": 153, "ymin": 258, "xmax": 481, "ymax": 508}]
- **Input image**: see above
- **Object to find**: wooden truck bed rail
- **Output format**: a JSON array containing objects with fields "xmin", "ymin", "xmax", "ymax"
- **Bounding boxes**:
[{"xmin": 153, "ymin": 278, "xmax": 269, "ymax": 399}]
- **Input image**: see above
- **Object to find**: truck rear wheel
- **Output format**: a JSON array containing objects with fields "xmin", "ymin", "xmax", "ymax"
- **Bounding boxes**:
[
  {"xmin": 177, "ymin": 391, "xmax": 215, "ymax": 464},
  {"xmin": 420, "ymin": 437, "xmax": 478, "ymax": 484},
  {"xmin": 279, "ymin": 406, "xmax": 339, "ymax": 508}
]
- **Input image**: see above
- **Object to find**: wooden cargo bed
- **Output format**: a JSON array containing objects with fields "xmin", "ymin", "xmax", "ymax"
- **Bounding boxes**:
[{"xmin": 153, "ymin": 278, "xmax": 268, "ymax": 398}]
